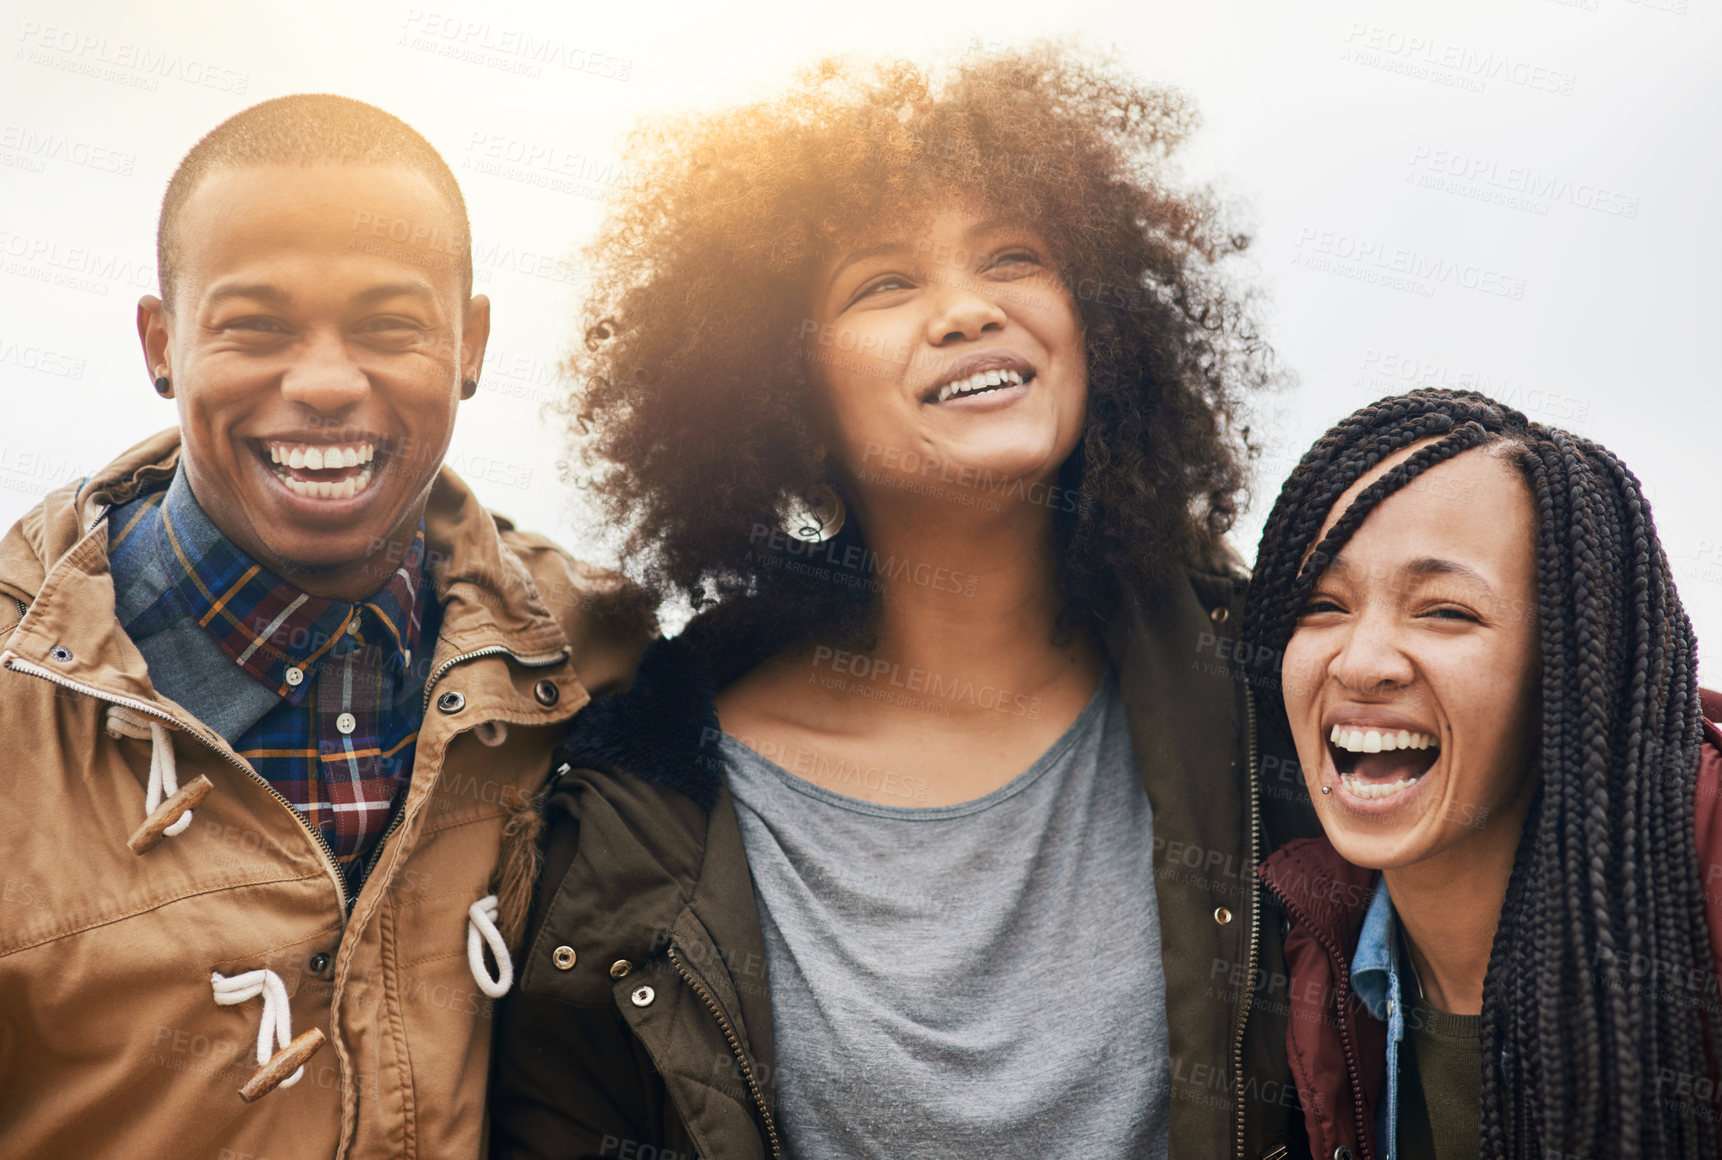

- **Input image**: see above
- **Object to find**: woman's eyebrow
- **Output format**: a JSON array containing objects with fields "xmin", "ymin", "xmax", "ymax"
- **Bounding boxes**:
[
  {"xmin": 1406, "ymin": 555, "xmax": 1496, "ymax": 593},
  {"xmin": 825, "ymin": 241, "xmax": 909, "ymax": 292}
]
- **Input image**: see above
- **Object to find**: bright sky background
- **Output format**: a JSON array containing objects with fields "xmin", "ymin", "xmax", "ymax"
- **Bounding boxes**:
[{"xmin": 3, "ymin": 0, "xmax": 1717, "ymax": 677}]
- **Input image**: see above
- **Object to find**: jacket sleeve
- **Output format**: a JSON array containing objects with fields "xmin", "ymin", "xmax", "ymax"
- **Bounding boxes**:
[{"xmin": 489, "ymin": 801, "xmax": 672, "ymax": 1160}]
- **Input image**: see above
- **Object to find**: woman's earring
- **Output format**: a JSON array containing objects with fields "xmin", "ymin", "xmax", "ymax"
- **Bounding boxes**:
[
  {"xmin": 153, "ymin": 375, "xmax": 173, "ymax": 398},
  {"xmin": 783, "ymin": 484, "xmax": 846, "ymax": 543},
  {"xmin": 460, "ymin": 378, "xmax": 478, "ymax": 400},
  {"xmin": 1320, "ymin": 785, "xmax": 1332, "ymax": 795}
]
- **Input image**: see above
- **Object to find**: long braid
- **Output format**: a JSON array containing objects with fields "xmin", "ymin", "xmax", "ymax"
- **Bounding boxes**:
[{"xmin": 1241, "ymin": 388, "xmax": 1718, "ymax": 1159}]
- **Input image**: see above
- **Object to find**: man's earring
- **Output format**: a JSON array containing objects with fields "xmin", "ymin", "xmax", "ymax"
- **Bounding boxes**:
[
  {"xmin": 153, "ymin": 375, "xmax": 173, "ymax": 398},
  {"xmin": 460, "ymin": 378, "xmax": 478, "ymax": 400}
]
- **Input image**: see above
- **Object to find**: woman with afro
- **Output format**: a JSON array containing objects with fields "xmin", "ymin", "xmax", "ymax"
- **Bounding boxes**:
[{"xmin": 490, "ymin": 44, "xmax": 1314, "ymax": 1159}]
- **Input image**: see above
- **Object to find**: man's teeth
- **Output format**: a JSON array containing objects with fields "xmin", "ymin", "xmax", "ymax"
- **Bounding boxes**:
[
  {"xmin": 936, "ymin": 368, "xmax": 1024, "ymax": 403},
  {"xmin": 1329, "ymin": 725, "xmax": 1436, "ymax": 753},
  {"xmin": 263, "ymin": 440, "xmax": 379, "ymax": 500},
  {"xmin": 265, "ymin": 441, "xmax": 377, "ymax": 470},
  {"xmin": 275, "ymin": 466, "xmax": 375, "ymax": 500},
  {"xmin": 1339, "ymin": 771, "xmax": 1420, "ymax": 800}
]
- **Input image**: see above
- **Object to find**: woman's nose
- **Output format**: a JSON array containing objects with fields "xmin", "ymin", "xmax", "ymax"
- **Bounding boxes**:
[
  {"xmin": 1329, "ymin": 616, "xmax": 1415, "ymax": 693},
  {"xmin": 925, "ymin": 280, "xmax": 1007, "ymax": 345}
]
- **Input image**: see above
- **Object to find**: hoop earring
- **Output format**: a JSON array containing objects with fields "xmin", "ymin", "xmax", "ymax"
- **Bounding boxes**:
[
  {"xmin": 783, "ymin": 484, "xmax": 846, "ymax": 544},
  {"xmin": 153, "ymin": 375, "xmax": 173, "ymax": 398},
  {"xmin": 460, "ymin": 378, "xmax": 478, "ymax": 400}
]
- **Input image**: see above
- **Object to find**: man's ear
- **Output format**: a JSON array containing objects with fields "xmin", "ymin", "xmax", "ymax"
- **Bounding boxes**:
[
  {"xmin": 461, "ymin": 293, "xmax": 491, "ymax": 386},
  {"xmin": 137, "ymin": 295, "xmax": 171, "ymax": 383}
]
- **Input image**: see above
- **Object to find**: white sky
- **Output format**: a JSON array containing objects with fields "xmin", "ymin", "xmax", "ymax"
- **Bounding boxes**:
[{"xmin": 3, "ymin": 0, "xmax": 1717, "ymax": 678}]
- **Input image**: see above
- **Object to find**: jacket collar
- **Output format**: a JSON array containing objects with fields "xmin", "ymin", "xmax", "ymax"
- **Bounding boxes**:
[
  {"xmin": 1259, "ymin": 834, "xmax": 1381, "ymax": 956},
  {"xmin": 0, "ymin": 428, "xmax": 571, "ymax": 716},
  {"xmin": 555, "ymin": 633, "xmax": 723, "ymax": 810},
  {"xmin": 1350, "ymin": 877, "xmax": 1398, "ymax": 1022}
]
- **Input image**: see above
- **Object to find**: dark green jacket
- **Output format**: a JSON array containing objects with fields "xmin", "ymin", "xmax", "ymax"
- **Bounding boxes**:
[{"xmin": 491, "ymin": 566, "xmax": 1317, "ymax": 1159}]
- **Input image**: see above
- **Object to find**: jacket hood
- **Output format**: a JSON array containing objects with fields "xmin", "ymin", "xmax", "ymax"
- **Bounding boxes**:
[
  {"xmin": 553, "ymin": 634, "xmax": 723, "ymax": 810},
  {"xmin": 0, "ymin": 428, "xmax": 181, "ymax": 607}
]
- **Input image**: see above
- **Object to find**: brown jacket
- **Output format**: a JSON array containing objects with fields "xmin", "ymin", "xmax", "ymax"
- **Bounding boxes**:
[
  {"xmin": 1258, "ymin": 694, "xmax": 1722, "ymax": 1160},
  {"xmin": 0, "ymin": 430, "xmax": 650, "ymax": 1159},
  {"xmin": 491, "ymin": 565, "xmax": 1322, "ymax": 1160}
]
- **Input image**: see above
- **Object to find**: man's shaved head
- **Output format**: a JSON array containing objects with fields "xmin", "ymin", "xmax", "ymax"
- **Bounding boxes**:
[{"xmin": 156, "ymin": 93, "xmax": 471, "ymax": 306}]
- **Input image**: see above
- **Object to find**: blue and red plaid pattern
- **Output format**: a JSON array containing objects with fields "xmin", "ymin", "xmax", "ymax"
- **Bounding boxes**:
[{"xmin": 109, "ymin": 471, "xmax": 435, "ymax": 899}]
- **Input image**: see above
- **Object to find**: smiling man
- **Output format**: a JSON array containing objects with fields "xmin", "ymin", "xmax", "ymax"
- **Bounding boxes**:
[{"xmin": 0, "ymin": 96, "xmax": 649, "ymax": 1159}]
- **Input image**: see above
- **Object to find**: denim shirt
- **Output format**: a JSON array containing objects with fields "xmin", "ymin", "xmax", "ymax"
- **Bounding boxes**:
[{"xmin": 1351, "ymin": 877, "xmax": 1404, "ymax": 1160}]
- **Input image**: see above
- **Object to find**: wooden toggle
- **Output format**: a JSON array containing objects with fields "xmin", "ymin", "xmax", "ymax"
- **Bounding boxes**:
[
  {"xmin": 237, "ymin": 1027, "xmax": 327, "ymax": 1103},
  {"xmin": 127, "ymin": 775, "xmax": 214, "ymax": 854}
]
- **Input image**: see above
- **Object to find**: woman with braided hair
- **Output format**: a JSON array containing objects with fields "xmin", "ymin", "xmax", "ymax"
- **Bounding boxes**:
[{"xmin": 1247, "ymin": 388, "xmax": 1722, "ymax": 1160}]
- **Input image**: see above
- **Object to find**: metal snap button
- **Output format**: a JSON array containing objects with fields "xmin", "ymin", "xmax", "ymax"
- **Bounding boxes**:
[
  {"xmin": 48, "ymin": 644, "xmax": 72, "ymax": 663},
  {"xmin": 533, "ymin": 679, "xmax": 559, "ymax": 707},
  {"xmin": 609, "ymin": 959, "xmax": 632, "ymax": 979},
  {"xmin": 335, "ymin": 712, "xmax": 356, "ymax": 736},
  {"xmin": 1333, "ymin": 1147, "xmax": 1356, "ymax": 1160},
  {"xmin": 1209, "ymin": 605, "xmax": 1230, "ymax": 623},
  {"xmin": 552, "ymin": 945, "xmax": 576, "ymax": 970},
  {"xmin": 1214, "ymin": 907, "xmax": 1233, "ymax": 925},
  {"xmin": 284, "ymin": 666, "xmax": 304, "ymax": 687},
  {"xmin": 630, "ymin": 985, "xmax": 655, "ymax": 1007},
  {"xmin": 437, "ymin": 691, "xmax": 466, "ymax": 713},
  {"xmin": 308, "ymin": 952, "xmax": 331, "ymax": 974}
]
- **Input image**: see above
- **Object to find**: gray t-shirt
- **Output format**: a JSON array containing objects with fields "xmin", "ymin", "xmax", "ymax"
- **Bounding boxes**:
[{"xmin": 723, "ymin": 673, "xmax": 1169, "ymax": 1159}]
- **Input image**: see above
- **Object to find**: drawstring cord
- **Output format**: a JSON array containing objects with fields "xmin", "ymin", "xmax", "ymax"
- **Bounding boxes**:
[
  {"xmin": 467, "ymin": 894, "xmax": 513, "ymax": 998},
  {"xmin": 211, "ymin": 968, "xmax": 326, "ymax": 1102},
  {"xmin": 145, "ymin": 719, "xmax": 194, "ymax": 838},
  {"xmin": 105, "ymin": 705, "xmax": 212, "ymax": 853}
]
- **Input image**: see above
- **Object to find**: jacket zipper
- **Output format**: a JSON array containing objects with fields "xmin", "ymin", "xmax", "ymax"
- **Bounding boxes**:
[
  {"xmin": 1265, "ymin": 875, "xmax": 1375, "ymax": 1160},
  {"xmin": 420, "ymin": 644, "xmax": 568, "ymax": 712},
  {"xmin": 2, "ymin": 652, "xmax": 351, "ymax": 913},
  {"xmin": 666, "ymin": 943, "xmax": 783, "ymax": 1160},
  {"xmin": 1231, "ymin": 681, "xmax": 1264, "ymax": 1160},
  {"xmin": 343, "ymin": 643, "xmax": 572, "ymax": 895}
]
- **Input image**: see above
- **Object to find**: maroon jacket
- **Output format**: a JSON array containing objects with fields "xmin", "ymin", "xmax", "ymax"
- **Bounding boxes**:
[{"xmin": 1258, "ymin": 690, "xmax": 1722, "ymax": 1160}]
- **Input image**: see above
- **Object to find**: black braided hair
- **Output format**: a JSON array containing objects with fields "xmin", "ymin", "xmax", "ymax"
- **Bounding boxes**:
[{"xmin": 1241, "ymin": 388, "xmax": 1717, "ymax": 1158}]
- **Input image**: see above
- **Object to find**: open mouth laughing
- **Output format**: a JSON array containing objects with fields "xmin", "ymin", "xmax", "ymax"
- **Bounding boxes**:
[
  {"xmin": 1327, "ymin": 723, "xmax": 1442, "ymax": 803},
  {"xmin": 257, "ymin": 438, "xmax": 382, "ymax": 502}
]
